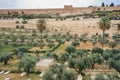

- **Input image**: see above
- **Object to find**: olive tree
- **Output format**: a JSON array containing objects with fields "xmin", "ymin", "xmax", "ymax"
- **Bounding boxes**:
[
  {"xmin": 91, "ymin": 54, "xmax": 104, "ymax": 69},
  {"xmin": 18, "ymin": 55, "xmax": 37, "ymax": 76},
  {"xmin": 0, "ymin": 53, "xmax": 12, "ymax": 65},
  {"xmin": 43, "ymin": 70, "xmax": 54, "ymax": 80},
  {"xmin": 109, "ymin": 41, "xmax": 117, "ymax": 48},
  {"xmin": 92, "ymin": 47, "xmax": 103, "ymax": 54},
  {"xmin": 71, "ymin": 40, "xmax": 80, "ymax": 47},
  {"xmin": 65, "ymin": 46, "xmax": 76, "ymax": 54},
  {"xmin": 108, "ymin": 59, "xmax": 120, "ymax": 73},
  {"xmin": 43, "ymin": 63, "xmax": 76, "ymax": 80},
  {"xmin": 59, "ymin": 52, "xmax": 69, "ymax": 63},
  {"xmin": 68, "ymin": 56, "xmax": 94, "ymax": 74}
]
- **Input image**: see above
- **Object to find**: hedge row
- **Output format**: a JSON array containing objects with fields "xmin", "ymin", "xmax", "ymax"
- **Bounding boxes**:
[{"xmin": 27, "ymin": 43, "xmax": 61, "ymax": 53}]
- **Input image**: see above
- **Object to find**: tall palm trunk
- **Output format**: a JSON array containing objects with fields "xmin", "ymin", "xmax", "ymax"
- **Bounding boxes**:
[
  {"xmin": 40, "ymin": 32, "xmax": 42, "ymax": 42},
  {"xmin": 102, "ymin": 30, "xmax": 105, "ymax": 48}
]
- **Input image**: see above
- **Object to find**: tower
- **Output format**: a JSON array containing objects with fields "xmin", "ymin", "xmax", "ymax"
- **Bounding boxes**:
[{"xmin": 64, "ymin": 5, "xmax": 73, "ymax": 13}]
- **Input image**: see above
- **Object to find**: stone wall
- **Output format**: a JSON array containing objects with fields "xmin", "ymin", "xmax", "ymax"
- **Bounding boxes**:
[
  {"xmin": 0, "ymin": 5, "xmax": 120, "ymax": 15},
  {"xmin": 92, "ymin": 6, "xmax": 120, "ymax": 12}
]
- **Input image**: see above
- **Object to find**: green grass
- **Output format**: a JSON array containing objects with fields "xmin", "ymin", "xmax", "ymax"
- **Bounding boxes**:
[
  {"xmin": 0, "ymin": 45, "xmax": 13, "ymax": 53},
  {"xmin": 0, "ymin": 45, "xmax": 32, "ymax": 53},
  {"xmin": 83, "ymin": 75, "xmax": 91, "ymax": 80}
]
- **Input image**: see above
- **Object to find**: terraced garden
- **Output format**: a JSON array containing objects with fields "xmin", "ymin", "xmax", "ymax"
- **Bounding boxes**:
[{"xmin": 0, "ymin": 18, "xmax": 120, "ymax": 80}]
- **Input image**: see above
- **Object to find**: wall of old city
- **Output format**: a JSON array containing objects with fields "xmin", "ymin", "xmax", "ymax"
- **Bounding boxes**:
[{"xmin": 0, "ymin": 5, "xmax": 120, "ymax": 15}]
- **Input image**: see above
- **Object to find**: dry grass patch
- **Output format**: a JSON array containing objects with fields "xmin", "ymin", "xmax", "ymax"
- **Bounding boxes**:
[
  {"xmin": 29, "ymin": 42, "xmax": 59, "ymax": 51},
  {"xmin": 0, "ymin": 73, "xmax": 42, "ymax": 80},
  {"xmin": 54, "ymin": 42, "xmax": 71, "ymax": 54}
]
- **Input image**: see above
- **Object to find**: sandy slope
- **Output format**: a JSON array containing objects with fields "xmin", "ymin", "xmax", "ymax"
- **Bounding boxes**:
[{"xmin": 0, "ymin": 18, "xmax": 119, "ymax": 36}]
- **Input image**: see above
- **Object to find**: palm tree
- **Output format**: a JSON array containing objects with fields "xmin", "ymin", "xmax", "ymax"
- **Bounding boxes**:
[
  {"xmin": 98, "ymin": 17, "xmax": 110, "ymax": 47},
  {"xmin": 37, "ymin": 19, "xmax": 46, "ymax": 41}
]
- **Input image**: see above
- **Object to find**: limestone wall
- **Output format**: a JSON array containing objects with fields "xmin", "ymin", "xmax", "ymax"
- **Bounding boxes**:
[
  {"xmin": 0, "ymin": 6, "xmax": 120, "ymax": 15},
  {"xmin": 94, "ymin": 6, "xmax": 120, "ymax": 11}
]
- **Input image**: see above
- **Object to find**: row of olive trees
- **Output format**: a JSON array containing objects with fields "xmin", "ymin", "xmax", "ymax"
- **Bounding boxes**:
[
  {"xmin": 0, "ymin": 46, "xmax": 30, "ymax": 65},
  {"xmin": 16, "ymin": 19, "xmax": 46, "ymax": 76},
  {"xmin": 30, "ymin": 46, "xmax": 120, "ymax": 79},
  {"xmin": 1, "ymin": 17, "xmax": 119, "ymax": 49},
  {"xmin": 54, "ymin": 44, "xmax": 120, "ymax": 74}
]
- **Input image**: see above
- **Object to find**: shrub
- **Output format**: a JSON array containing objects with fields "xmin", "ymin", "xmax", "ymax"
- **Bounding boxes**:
[
  {"xmin": 21, "ymin": 25, "xmax": 25, "ymax": 29},
  {"xmin": 15, "ymin": 21, "xmax": 19, "ymax": 24},
  {"xmin": 104, "ymin": 33, "xmax": 109, "ymax": 38},
  {"xmin": 38, "ymin": 42, "xmax": 45, "ymax": 49},
  {"xmin": 56, "ymin": 18, "xmax": 58, "ymax": 21},
  {"xmin": 92, "ymin": 47, "xmax": 103, "ymax": 54},
  {"xmin": 60, "ymin": 18, "xmax": 63, "ymax": 21},
  {"xmin": 112, "ymin": 34, "xmax": 120, "ymax": 43},
  {"xmin": 66, "ymin": 36, "xmax": 71, "ymax": 41},
  {"xmin": 61, "ymin": 40, "xmax": 65, "ymax": 44},
  {"xmin": 65, "ymin": 46, "xmax": 76, "ymax": 54},
  {"xmin": 22, "ymin": 20, "xmax": 28, "ymax": 24},
  {"xmin": 109, "ymin": 41, "xmax": 117, "ymax": 48},
  {"xmin": 34, "ymin": 70, "xmax": 41, "ymax": 74},
  {"xmin": 16, "ymin": 25, "xmax": 20, "ymax": 29},
  {"xmin": 48, "ymin": 42, "xmax": 55, "ymax": 48},
  {"xmin": 72, "ymin": 40, "xmax": 80, "ymax": 47},
  {"xmin": 76, "ymin": 18, "xmax": 80, "ymax": 20}
]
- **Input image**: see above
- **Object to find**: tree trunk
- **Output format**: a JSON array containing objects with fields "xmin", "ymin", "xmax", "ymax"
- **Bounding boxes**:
[
  {"xmin": 102, "ymin": 30, "xmax": 105, "ymax": 48},
  {"xmin": 36, "ymin": 53, "xmax": 39, "ymax": 56},
  {"xmin": 92, "ymin": 64, "xmax": 94, "ymax": 69},
  {"xmin": 73, "ymin": 66, "xmax": 80, "ymax": 74},
  {"xmin": 41, "ymin": 32, "xmax": 42, "ymax": 42},
  {"xmin": 4, "ymin": 61, "xmax": 7, "ymax": 65},
  {"xmin": 78, "ymin": 69, "xmax": 82, "ymax": 75},
  {"xmin": 27, "ymin": 73, "xmax": 29, "ymax": 76}
]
